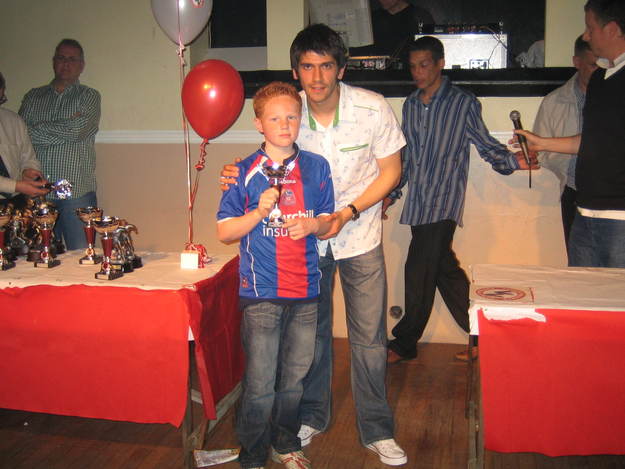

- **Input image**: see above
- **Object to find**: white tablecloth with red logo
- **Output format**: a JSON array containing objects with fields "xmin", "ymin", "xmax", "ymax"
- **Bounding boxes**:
[{"xmin": 469, "ymin": 264, "xmax": 625, "ymax": 456}]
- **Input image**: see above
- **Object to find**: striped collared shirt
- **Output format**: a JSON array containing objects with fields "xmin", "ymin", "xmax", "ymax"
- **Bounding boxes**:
[
  {"xmin": 19, "ymin": 80, "xmax": 100, "ymax": 198},
  {"xmin": 393, "ymin": 76, "xmax": 518, "ymax": 227}
]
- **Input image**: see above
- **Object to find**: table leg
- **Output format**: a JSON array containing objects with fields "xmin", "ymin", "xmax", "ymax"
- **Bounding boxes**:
[
  {"xmin": 467, "ymin": 336, "xmax": 483, "ymax": 469},
  {"xmin": 182, "ymin": 346, "xmax": 209, "ymax": 469},
  {"xmin": 465, "ymin": 335, "xmax": 478, "ymax": 418}
]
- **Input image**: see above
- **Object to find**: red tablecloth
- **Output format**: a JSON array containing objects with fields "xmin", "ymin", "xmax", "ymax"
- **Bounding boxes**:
[
  {"xmin": 187, "ymin": 256, "xmax": 244, "ymax": 419},
  {"xmin": 0, "ymin": 255, "xmax": 243, "ymax": 426},
  {"xmin": 478, "ymin": 307, "xmax": 625, "ymax": 456}
]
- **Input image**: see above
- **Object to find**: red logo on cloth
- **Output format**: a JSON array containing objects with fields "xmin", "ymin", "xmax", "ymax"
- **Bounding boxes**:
[{"xmin": 475, "ymin": 287, "xmax": 526, "ymax": 301}]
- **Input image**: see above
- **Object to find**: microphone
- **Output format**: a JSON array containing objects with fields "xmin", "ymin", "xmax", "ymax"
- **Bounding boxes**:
[
  {"xmin": 509, "ymin": 110, "xmax": 530, "ymax": 165},
  {"xmin": 509, "ymin": 110, "xmax": 532, "ymax": 188}
]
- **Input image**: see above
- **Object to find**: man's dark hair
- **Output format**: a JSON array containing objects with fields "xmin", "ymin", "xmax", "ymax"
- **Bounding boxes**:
[
  {"xmin": 574, "ymin": 35, "xmax": 592, "ymax": 56},
  {"xmin": 0, "ymin": 71, "xmax": 5, "ymax": 90},
  {"xmin": 290, "ymin": 24, "xmax": 348, "ymax": 70},
  {"xmin": 585, "ymin": 0, "xmax": 625, "ymax": 34},
  {"xmin": 407, "ymin": 36, "xmax": 445, "ymax": 62},
  {"xmin": 55, "ymin": 38, "xmax": 85, "ymax": 60}
]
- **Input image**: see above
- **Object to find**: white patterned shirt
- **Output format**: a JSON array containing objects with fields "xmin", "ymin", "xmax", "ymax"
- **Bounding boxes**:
[{"xmin": 297, "ymin": 82, "xmax": 406, "ymax": 260}]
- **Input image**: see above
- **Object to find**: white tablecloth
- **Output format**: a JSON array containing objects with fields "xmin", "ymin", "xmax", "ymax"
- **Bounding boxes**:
[
  {"xmin": 468, "ymin": 264, "xmax": 625, "ymax": 334},
  {"xmin": 0, "ymin": 249, "xmax": 238, "ymax": 291}
]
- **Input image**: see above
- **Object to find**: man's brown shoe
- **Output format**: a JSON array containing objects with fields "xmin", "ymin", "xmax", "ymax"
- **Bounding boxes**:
[
  {"xmin": 454, "ymin": 348, "xmax": 478, "ymax": 362},
  {"xmin": 387, "ymin": 349, "xmax": 417, "ymax": 364}
]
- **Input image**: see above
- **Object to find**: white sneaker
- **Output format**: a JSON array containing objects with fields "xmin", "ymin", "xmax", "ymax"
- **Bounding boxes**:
[
  {"xmin": 297, "ymin": 424, "xmax": 321, "ymax": 447},
  {"xmin": 365, "ymin": 438, "xmax": 407, "ymax": 466}
]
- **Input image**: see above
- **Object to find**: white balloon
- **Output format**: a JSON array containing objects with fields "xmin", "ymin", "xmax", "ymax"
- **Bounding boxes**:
[{"xmin": 151, "ymin": 0, "xmax": 213, "ymax": 46}]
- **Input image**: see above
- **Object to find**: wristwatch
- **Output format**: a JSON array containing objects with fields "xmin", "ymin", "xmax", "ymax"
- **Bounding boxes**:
[{"xmin": 347, "ymin": 204, "xmax": 360, "ymax": 221}]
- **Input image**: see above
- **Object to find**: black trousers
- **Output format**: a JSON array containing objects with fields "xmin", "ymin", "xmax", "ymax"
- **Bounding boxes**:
[
  {"xmin": 388, "ymin": 220, "xmax": 470, "ymax": 358},
  {"xmin": 561, "ymin": 185, "xmax": 577, "ymax": 254}
]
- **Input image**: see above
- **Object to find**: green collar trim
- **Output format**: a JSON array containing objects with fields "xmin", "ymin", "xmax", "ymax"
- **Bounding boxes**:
[{"xmin": 307, "ymin": 102, "xmax": 340, "ymax": 130}]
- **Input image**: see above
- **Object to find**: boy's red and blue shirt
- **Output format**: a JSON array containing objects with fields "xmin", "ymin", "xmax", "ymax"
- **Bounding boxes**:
[{"xmin": 217, "ymin": 145, "xmax": 334, "ymax": 302}]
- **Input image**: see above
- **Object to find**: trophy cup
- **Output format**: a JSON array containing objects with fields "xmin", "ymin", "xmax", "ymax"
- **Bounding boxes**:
[
  {"xmin": 0, "ymin": 206, "xmax": 16, "ymax": 270},
  {"xmin": 30, "ymin": 198, "xmax": 65, "ymax": 256},
  {"xmin": 263, "ymin": 163, "xmax": 287, "ymax": 228},
  {"xmin": 76, "ymin": 207, "xmax": 103, "ymax": 264},
  {"xmin": 94, "ymin": 216, "xmax": 123, "ymax": 280},
  {"xmin": 33, "ymin": 205, "xmax": 60, "ymax": 268}
]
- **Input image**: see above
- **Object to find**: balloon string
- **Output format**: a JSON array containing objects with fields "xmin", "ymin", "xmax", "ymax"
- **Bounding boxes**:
[
  {"xmin": 190, "ymin": 138, "xmax": 208, "ymax": 209},
  {"xmin": 184, "ymin": 242, "xmax": 211, "ymax": 268},
  {"xmin": 174, "ymin": 0, "xmax": 194, "ymax": 247},
  {"xmin": 176, "ymin": 30, "xmax": 193, "ymax": 248}
]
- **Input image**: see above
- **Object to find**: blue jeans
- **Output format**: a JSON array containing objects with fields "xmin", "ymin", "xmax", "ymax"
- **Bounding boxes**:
[
  {"xmin": 236, "ymin": 301, "xmax": 317, "ymax": 469},
  {"xmin": 300, "ymin": 244, "xmax": 394, "ymax": 445},
  {"xmin": 568, "ymin": 213, "xmax": 625, "ymax": 268},
  {"xmin": 52, "ymin": 191, "xmax": 97, "ymax": 250}
]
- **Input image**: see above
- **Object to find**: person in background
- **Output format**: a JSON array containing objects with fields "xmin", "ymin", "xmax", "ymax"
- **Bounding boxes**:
[
  {"xmin": 0, "ymin": 71, "xmax": 49, "ymax": 204},
  {"xmin": 384, "ymin": 36, "xmax": 535, "ymax": 365},
  {"xmin": 352, "ymin": 0, "xmax": 434, "ymax": 63},
  {"xmin": 19, "ymin": 38, "xmax": 100, "ymax": 249},
  {"xmin": 516, "ymin": 0, "xmax": 625, "ymax": 268},
  {"xmin": 532, "ymin": 35, "xmax": 597, "ymax": 254}
]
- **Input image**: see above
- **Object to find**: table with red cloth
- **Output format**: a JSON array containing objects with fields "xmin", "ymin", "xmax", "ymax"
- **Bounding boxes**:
[
  {"xmin": 0, "ymin": 250, "xmax": 244, "ymax": 427},
  {"xmin": 468, "ymin": 264, "xmax": 625, "ymax": 460}
]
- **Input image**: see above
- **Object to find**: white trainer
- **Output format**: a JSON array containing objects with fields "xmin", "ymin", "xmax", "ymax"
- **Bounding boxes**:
[
  {"xmin": 365, "ymin": 438, "xmax": 408, "ymax": 466},
  {"xmin": 297, "ymin": 424, "xmax": 321, "ymax": 447}
]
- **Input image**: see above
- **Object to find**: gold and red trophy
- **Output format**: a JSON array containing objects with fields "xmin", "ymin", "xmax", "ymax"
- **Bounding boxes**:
[
  {"xmin": 93, "ymin": 216, "xmax": 123, "ymax": 280},
  {"xmin": 33, "ymin": 204, "xmax": 61, "ymax": 268},
  {"xmin": 76, "ymin": 207, "xmax": 103, "ymax": 265}
]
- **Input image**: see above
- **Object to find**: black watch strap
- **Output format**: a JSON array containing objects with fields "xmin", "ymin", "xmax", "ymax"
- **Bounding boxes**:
[{"xmin": 347, "ymin": 204, "xmax": 360, "ymax": 221}]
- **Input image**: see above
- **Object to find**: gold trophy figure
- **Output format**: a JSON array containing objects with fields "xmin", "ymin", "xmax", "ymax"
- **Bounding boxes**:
[
  {"xmin": 263, "ymin": 163, "xmax": 287, "ymax": 228},
  {"xmin": 76, "ymin": 207, "xmax": 103, "ymax": 264},
  {"xmin": 117, "ymin": 220, "xmax": 142, "ymax": 271},
  {"xmin": 10, "ymin": 208, "xmax": 32, "ymax": 259},
  {"xmin": 33, "ymin": 206, "xmax": 60, "ymax": 268},
  {"xmin": 94, "ymin": 216, "xmax": 123, "ymax": 280},
  {"xmin": 0, "ymin": 207, "xmax": 16, "ymax": 270}
]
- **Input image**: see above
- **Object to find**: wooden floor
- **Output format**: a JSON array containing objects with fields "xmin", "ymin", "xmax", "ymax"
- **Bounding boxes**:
[{"xmin": 1, "ymin": 339, "xmax": 624, "ymax": 469}]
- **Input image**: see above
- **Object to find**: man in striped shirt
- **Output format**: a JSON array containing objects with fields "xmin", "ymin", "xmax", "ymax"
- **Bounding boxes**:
[
  {"xmin": 19, "ymin": 38, "xmax": 100, "ymax": 250},
  {"xmin": 384, "ymin": 36, "xmax": 534, "ymax": 363}
]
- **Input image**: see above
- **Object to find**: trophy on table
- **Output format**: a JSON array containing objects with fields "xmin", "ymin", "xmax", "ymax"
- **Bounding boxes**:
[
  {"xmin": 8, "ymin": 208, "xmax": 32, "ymax": 259},
  {"xmin": 29, "ymin": 198, "xmax": 65, "ymax": 259},
  {"xmin": 262, "ymin": 163, "xmax": 287, "ymax": 228},
  {"xmin": 94, "ymin": 216, "xmax": 123, "ymax": 280},
  {"xmin": 0, "ymin": 206, "xmax": 16, "ymax": 270},
  {"xmin": 113, "ymin": 220, "xmax": 142, "ymax": 272},
  {"xmin": 75, "ymin": 206, "xmax": 103, "ymax": 264},
  {"xmin": 33, "ymin": 205, "xmax": 60, "ymax": 268}
]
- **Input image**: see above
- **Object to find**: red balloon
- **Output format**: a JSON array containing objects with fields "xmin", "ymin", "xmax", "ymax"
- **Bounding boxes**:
[{"xmin": 182, "ymin": 60, "xmax": 244, "ymax": 140}]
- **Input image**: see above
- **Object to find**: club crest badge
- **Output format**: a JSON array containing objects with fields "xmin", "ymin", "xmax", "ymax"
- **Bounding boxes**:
[
  {"xmin": 281, "ymin": 189, "xmax": 296, "ymax": 206},
  {"xmin": 475, "ymin": 287, "xmax": 527, "ymax": 301}
]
